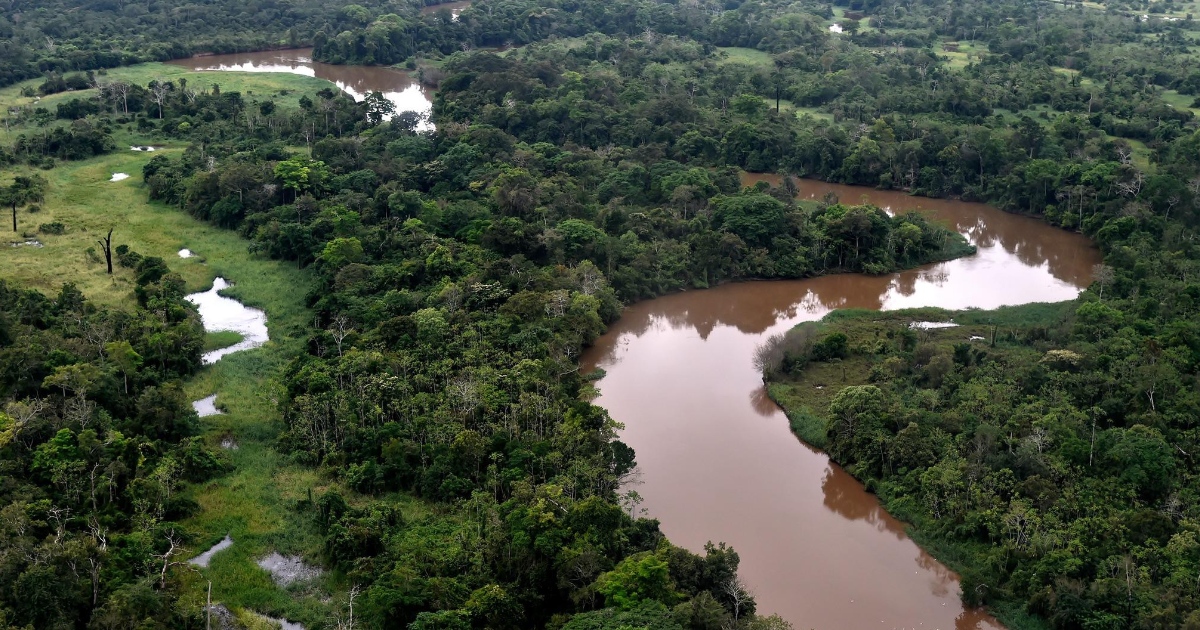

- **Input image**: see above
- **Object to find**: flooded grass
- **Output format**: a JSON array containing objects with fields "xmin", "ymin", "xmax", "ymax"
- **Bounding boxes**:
[
  {"xmin": 192, "ymin": 394, "xmax": 223, "ymax": 417},
  {"xmin": 189, "ymin": 534, "xmax": 235, "ymax": 567}
]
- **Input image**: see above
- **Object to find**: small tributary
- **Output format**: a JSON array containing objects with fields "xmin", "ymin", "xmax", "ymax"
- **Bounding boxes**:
[
  {"xmin": 582, "ymin": 179, "xmax": 1101, "ymax": 629},
  {"xmin": 188, "ymin": 535, "xmax": 233, "ymax": 567},
  {"xmin": 185, "ymin": 277, "xmax": 268, "ymax": 365}
]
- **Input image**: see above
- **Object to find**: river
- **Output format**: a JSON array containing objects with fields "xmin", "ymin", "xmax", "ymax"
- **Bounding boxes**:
[
  {"xmin": 581, "ymin": 178, "xmax": 1100, "ymax": 629},
  {"xmin": 168, "ymin": 49, "xmax": 434, "ymax": 131}
]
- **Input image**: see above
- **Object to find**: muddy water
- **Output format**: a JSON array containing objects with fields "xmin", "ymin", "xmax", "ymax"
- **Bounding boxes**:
[
  {"xmin": 168, "ymin": 49, "xmax": 434, "ymax": 131},
  {"xmin": 582, "ymin": 180, "xmax": 1100, "ymax": 629}
]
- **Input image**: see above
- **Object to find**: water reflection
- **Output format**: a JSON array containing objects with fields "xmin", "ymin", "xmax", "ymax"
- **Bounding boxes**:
[
  {"xmin": 748, "ymin": 385, "xmax": 778, "ymax": 418},
  {"xmin": 581, "ymin": 184, "xmax": 1098, "ymax": 629},
  {"xmin": 820, "ymin": 466, "xmax": 905, "ymax": 539},
  {"xmin": 744, "ymin": 174, "xmax": 1095, "ymax": 288},
  {"xmin": 168, "ymin": 49, "xmax": 435, "ymax": 131},
  {"xmin": 185, "ymin": 277, "xmax": 269, "ymax": 364}
]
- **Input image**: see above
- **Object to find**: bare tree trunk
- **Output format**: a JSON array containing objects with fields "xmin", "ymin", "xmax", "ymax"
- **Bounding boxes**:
[{"xmin": 98, "ymin": 228, "xmax": 114, "ymax": 274}]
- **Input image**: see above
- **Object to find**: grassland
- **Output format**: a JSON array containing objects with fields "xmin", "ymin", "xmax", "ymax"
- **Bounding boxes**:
[
  {"xmin": 1161, "ymin": 88, "xmax": 1200, "ymax": 117},
  {"xmin": 0, "ymin": 66, "xmax": 351, "ymax": 625},
  {"xmin": 1, "ymin": 142, "xmax": 335, "ymax": 621},
  {"xmin": 935, "ymin": 40, "xmax": 985, "ymax": 69},
  {"xmin": 1, "ymin": 62, "xmax": 333, "ymax": 136},
  {"xmin": 716, "ymin": 46, "xmax": 774, "ymax": 67}
]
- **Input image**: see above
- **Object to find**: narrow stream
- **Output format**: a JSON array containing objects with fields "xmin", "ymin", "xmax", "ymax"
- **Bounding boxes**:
[
  {"xmin": 184, "ymin": 275, "xmax": 300, "ymax": 625},
  {"xmin": 582, "ymin": 180, "xmax": 1101, "ymax": 629},
  {"xmin": 186, "ymin": 277, "xmax": 268, "ymax": 365}
]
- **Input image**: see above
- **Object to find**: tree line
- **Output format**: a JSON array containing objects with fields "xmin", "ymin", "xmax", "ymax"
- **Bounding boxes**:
[{"xmin": 0, "ymin": 256, "xmax": 224, "ymax": 629}]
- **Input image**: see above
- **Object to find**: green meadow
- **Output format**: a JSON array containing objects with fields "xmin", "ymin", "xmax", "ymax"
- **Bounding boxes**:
[{"xmin": 0, "ymin": 66, "xmax": 348, "ymax": 624}]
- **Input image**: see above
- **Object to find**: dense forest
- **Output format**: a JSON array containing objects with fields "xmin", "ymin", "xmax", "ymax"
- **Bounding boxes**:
[
  {"xmin": 2, "ymin": 0, "xmax": 1200, "ymax": 628},
  {"xmin": 0, "ymin": 258, "xmax": 222, "ymax": 628},
  {"xmin": 129, "ymin": 58, "xmax": 960, "ymax": 629},
  {"xmin": 0, "ymin": 0, "xmax": 413, "ymax": 88}
]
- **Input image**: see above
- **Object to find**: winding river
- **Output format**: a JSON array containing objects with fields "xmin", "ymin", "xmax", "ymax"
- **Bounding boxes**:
[
  {"xmin": 168, "ymin": 49, "xmax": 435, "ymax": 131},
  {"xmin": 581, "ymin": 178, "xmax": 1100, "ymax": 629}
]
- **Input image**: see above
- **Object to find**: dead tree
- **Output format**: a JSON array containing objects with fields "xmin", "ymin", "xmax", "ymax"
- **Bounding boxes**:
[
  {"xmin": 154, "ymin": 529, "xmax": 185, "ymax": 588},
  {"xmin": 150, "ymin": 80, "xmax": 170, "ymax": 119},
  {"xmin": 97, "ymin": 228, "xmax": 114, "ymax": 274},
  {"xmin": 110, "ymin": 82, "xmax": 131, "ymax": 114}
]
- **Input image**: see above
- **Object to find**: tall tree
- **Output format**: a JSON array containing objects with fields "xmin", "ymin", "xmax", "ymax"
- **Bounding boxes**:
[{"xmin": 3, "ymin": 175, "xmax": 48, "ymax": 233}]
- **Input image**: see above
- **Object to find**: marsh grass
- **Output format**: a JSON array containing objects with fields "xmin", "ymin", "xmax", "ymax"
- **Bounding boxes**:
[
  {"xmin": 716, "ymin": 47, "xmax": 774, "ymax": 67},
  {"xmin": 204, "ymin": 331, "xmax": 246, "ymax": 353},
  {"xmin": 0, "ymin": 88, "xmax": 336, "ymax": 621}
]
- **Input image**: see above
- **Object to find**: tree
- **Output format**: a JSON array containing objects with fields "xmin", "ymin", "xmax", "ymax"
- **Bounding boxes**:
[
  {"xmin": 105, "ymin": 340, "xmax": 142, "ymax": 394},
  {"xmin": 149, "ymin": 79, "xmax": 171, "ymax": 119},
  {"xmin": 320, "ymin": 237, "xmax": 364, "ymax": 269},
  {"xmin": 107, "ymin": 81, "xmax": 131, "ymax": 114},
  {"xmin": 97, "ymin": 227, "xmax": 114, "ymax": 274},
  {"xmin": 1091, "ymin": 264, "xmax": 1114, "ymax": 300},
  {"xmin": 364, "ymin": 91, "xmax": 395, "ymax": 125},
  {"xmin": 595, "ymin": 551, "xmax": 681, "ymax": 610},
  {"xmin": 711, "ymin": 193, "xmax": 787, "ymax": 248},
  {"xmin": 3, "ymin": 174, "xmax": 48, "ymax": 232},
  {"xmin": 826, "ymin": 385, "xmax": 888, "ymax": 464},
  {"xmin": 274, "ymin": 156, "xmax": 327, "ymax": 202}
]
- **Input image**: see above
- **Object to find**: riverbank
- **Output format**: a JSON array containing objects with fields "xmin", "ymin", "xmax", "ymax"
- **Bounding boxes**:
[
  {"xmin": 3, "ymin": 53, "xmax": 1078, "ymax": 627},
  {"xmin": 765, "ymin": 302, "xmax": 1088, "ymax": 630}
]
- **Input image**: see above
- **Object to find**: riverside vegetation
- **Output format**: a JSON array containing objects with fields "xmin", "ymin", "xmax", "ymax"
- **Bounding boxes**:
[{"xmin": 2, "ymin": 0, "xmax": 1200, "ymax": 628}]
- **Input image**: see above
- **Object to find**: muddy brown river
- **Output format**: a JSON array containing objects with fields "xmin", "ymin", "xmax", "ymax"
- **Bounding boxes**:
[
  {"xmin": 582, "ymin": 178, "xmax": 1100, "ymax": 629},
  {"xmin": 168, "ymin": 49, "xmax": 434, "ymax": 130}
]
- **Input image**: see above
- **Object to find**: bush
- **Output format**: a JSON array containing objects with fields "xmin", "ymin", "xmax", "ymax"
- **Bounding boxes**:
[
  {"xmin": 812, "ymin": 332, "xmax": 849, "ymax": 361},
  {"xmin": 38, "ymin": 222, "xmax": 65, "ymax": 235}
]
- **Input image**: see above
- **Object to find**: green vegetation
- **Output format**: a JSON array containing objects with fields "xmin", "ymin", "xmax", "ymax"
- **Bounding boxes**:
[
  {"xmin": 203, "ymin": 331, "xmax": 245, "ymax": 353},
  {"xmin": 0, "ymin": 264, "xmax": 212, "ymax": 628},
  {"xmin": 717, "ymin": 47, "xmax": 774, "ymax": 67},
  {"xmin": 0, "ymin": 0, "xmax": 421, "ymax": 88},
  {"xmin": 768, "ymin": 290, "xmax": 1200, "ymax": 628},
  {"xmin": 3, "ymin": 0, "xmax": 1200, "ymax": 627}
]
